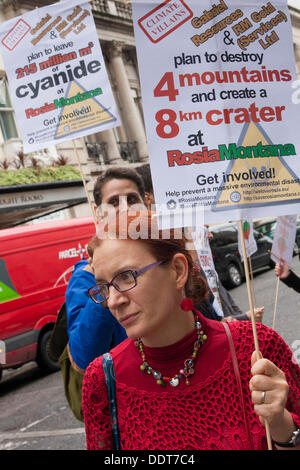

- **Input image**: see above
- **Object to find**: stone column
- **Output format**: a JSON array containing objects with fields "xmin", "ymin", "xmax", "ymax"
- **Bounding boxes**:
[
  {"xmin": 95, "ymin": 128, "xmax": 121, "ymax": 164},
  {"xmin": 108, "ymin": 40, "xmax": 148, "ymax": 161},
  {"xmin": 294, "ymin": 43, "xmax": 300, "ymax": 76}
]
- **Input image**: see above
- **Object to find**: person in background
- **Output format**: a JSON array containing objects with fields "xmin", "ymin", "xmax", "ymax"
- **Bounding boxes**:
[
  {"xmin": 203, "ymin": 226, "xmax": 264, "ymax": 323},
  {"xmin": 56, "ymin": 167, "xmax": 146, "ymax": 422},
  {"xmin": 82, "ymin": 211, "xmax": 300, "ymax": 450},
  {"xmin": 136, "ymin": 163, "xmax": 155, "ymax": 209},
  {"xmin": 66, "ymin": 167, "xmax": 146, "ymax": 373},
  {"xmin": 275, "ymin": 259, "xmax": 300, "ymax": 294},
  {"xmin": 193, "ymin": 258, "xmax": 264, "ymax": 323}
]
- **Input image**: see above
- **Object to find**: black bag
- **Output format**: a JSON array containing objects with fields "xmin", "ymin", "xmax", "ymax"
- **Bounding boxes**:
[
  {"xmin": 58, "ymin": 345, "xmax": 84, "ymax": 422},
  {"xmin": 48, "ymin": 303, "xmax": 68, "ymax": 361},
  {"xmin": 48, "ymin": 302, "xmax": 84, "ymax": 422}
]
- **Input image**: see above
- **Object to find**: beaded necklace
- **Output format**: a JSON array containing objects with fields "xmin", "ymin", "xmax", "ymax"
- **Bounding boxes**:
[{"xmin": 135, "ymin": 312, "xmax": 207, "ymax": 387}]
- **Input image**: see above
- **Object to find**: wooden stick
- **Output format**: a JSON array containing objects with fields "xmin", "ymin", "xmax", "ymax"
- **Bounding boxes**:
[
  {"xmin": 272, "ymin": 276, "xmax": 280, "ymax": 330},
  {"xmin": 72, "ymin": 139, "xmax": 97, "ymax": 227},
  {"xmin": 239, "ymin": 221, "xmax": 259, "ymax": 353},
  {"xmin": 268, "ymin": 215, "xmax": 287, "ymax": 331},
  {"xmin": 238, "ymin": 220, "xmax": 272, "ymax": 450},
  {"xmin": 248, "ymin": 256, "xmax": 256, "ymax": 309}
]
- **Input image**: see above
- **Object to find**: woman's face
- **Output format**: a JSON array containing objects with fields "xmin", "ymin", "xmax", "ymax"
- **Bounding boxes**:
[{"xmin": 92, "ymin": 238, "xmax": 187, "ymax": 344}]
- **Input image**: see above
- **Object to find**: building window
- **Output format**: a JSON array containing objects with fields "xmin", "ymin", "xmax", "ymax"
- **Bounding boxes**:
[{"xmin": 0, "ymin": 79, "xmax": 18, "ymax": 141}]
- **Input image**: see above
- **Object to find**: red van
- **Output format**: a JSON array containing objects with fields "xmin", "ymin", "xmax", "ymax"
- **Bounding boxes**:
[{"xmin": 0, "ymin": 217, "xmax": 95, "ymax": 379}]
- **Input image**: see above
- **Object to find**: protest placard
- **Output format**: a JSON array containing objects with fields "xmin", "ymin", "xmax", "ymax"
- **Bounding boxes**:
[
  {"xmin": 0, "ymin": 0, "xmax": 120, "ymax": 153},
  {"xmin": 271, "ymin": 214, "xmax": 297, "ymax": 330},
  {"xmin": 271, "ymin": 214, "xmax": 297, "ymax": 266},
  {"xmin": 237, "ymin": 219, "xmax": 257, "ymax": 261},
  {"xmin": 191, "ymin": 227, "xmax": 223, "ymax": 316},
  {"xmin": 132, "ymin": 0, "xmax": 300, "ymax": 228}
]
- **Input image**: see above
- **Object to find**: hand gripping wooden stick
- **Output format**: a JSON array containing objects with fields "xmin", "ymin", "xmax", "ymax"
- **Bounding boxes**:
[{"xmin": 238, "ymin": 220, "xmax": 272, "ymax": 450}]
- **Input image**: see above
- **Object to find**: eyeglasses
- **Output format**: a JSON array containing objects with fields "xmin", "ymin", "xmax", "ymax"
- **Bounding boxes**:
[{"xmin": 88, "ymin": 260, "xmax": 165, "ymax": 304}]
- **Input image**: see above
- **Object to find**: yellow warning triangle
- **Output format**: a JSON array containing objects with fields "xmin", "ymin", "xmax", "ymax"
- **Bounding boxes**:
[
  {"xmin": 212, "ymin": 121, "xmax": 300, "ymax": 211},
  {"xmin": 55, "ymin": 80, "xmax": 116, "ymax": 139}
]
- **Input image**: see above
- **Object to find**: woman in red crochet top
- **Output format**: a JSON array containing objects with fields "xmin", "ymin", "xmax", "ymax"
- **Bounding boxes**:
[{"xmin": 82, "ymin": 212, "xmax": 300, "ymax": 450}]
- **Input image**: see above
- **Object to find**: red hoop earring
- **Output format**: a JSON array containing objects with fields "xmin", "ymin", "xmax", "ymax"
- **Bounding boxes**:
[{"xmin": 180, "ymin": 297, "xmax": 194, "ymax": 311}]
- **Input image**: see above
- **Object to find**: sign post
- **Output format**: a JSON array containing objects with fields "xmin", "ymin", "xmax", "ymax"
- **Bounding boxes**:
[
  {"xmin": 132, "ymin": 0, "xmax": 300, "ymax": 227},
  {"xmin": 238, "ymin": 219, "xmax": 272, "ymax": 450},
  {"xmin": 271, "ymin": 215, "xmax": 297, "ymax": 328}
]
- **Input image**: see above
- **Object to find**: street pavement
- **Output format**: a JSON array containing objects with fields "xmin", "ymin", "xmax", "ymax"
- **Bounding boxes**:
[
  {"xmin": 0, "ymin": 364, "xmax": 85, "ymax": 450},
  {"xmin": 0, "ymin": 256, "xmax": 299, "ymax": 450}
]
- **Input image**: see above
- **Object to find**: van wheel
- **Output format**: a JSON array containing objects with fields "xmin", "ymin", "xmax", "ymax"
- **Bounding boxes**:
[
  {"xmin": 227, "ymin": 263, "xmax": 242, "ymax": 288},
  {"xmin": 36, "ymin": 330, "xmax": 60, "ymax": 373}
]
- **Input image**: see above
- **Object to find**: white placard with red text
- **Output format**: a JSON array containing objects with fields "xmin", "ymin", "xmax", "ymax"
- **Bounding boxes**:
[
  {"xmin": 192, "ymin": 227, "xmax": 224, "ymax": 316},
  {"xmin": 132, "ymin": 0, "xmax": 300, "ymax": 227},
  {"xmin": 0, "ymin": 0, "xmax": 120, "ymax": 152},
  {"xmin": 271, "ymin": 214, "xmax": 297, "ymax": 266}
]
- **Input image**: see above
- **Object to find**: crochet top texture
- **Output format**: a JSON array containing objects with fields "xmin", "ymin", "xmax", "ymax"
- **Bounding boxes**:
[{"xmin": 82, "ymin": 313, "xmax": 300, "ymax": 450}]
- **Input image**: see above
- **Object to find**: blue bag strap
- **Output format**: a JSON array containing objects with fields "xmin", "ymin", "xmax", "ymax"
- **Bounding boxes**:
[{"xmin": 102, "ymin": 353, "xmax": 121, "ymax": 450}]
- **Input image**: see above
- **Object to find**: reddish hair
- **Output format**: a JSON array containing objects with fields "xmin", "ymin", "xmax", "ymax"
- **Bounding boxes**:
[{"xmin": 91, "ymin": 210, "xmax": 208, "ymax": 304}]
